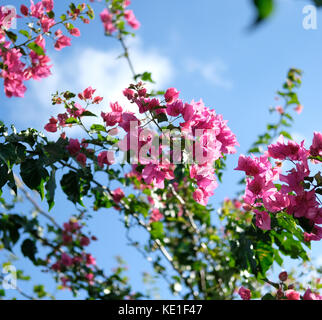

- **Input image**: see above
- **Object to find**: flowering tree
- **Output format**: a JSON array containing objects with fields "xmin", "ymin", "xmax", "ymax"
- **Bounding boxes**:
[{"xmin": 0, "ymin": 0, "xmax": 322, "ymax": 300}]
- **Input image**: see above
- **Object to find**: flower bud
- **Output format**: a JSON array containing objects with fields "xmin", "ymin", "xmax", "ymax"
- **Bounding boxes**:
[{"xmin": 279, "ymin": 271, "xmax": 288, "ymax": 282}]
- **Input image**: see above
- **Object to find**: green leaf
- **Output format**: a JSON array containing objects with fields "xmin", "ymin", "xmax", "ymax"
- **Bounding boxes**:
[
  {"xmin": 19, "ymin": 30, "xmax": 30, "ymax": 38},
  {"xmin": 0, "ymin": 165, "xmax": 8, "ymax": 189},
  {"xmin": 45, "ymin": 170, "xmax": 56, "ymax": 211},
  {"xmin": 252, "ymin": 0, "xmax": 274, "ymax": 25},
  {"xmin": 5, "ymin": 30, "xmax": 17, "ymax": 43},
  {"xmin": 43, "ymin": 138, "xmax": 68, "ymax": 165},
  {"xmin": 33, "ymin": 285, "xmax": 47, "ymax": 298},
  {"xmin": 261, "ymin": 293, "xmax": 275, "ymax": 300},
  {"xmin": 135, "ymin": 72, "xmax": 155, "ymax": 83},
  {"xmin": 313, "ymin": 0, "xmax": 322, "ymax": 7},
  {"xmin": 63, "ymin": 91, "xmax": 76, "ymax": 99},
  {"xmin": 255, "ymin": 241, "xmax": 274, "ymax": 275},
  {"xmin": 60, "ymin": 171, "xmax": 82, "ymax": 205},
  {"xmin": 279, "ymin": 131, "xmax": 292, "ymax": 140},
  {"xmin": 150, "ymin": 222, "xmax": 165, "ymax": 240},
  {"xmin": 21, "ymin": 239, "xmax": 37, "ymax": 262},
  {"xmin": 27, "ymin": 42, "xmax": 45, "ymax": 56},
  {"xmin": 65, "ymin": 117, "xmax": 78, "ymax": 124},
  {"xmin": 47, "ymin": 11, "xmax": 55, "ymax": 19},
  {"xmin": 156, "ymin": 113, "xmax": 168, "ymax": 124},
  {"xmin": 81, "ymin": 110, "xmax": 97, "ymax": 117},
  {"xmin": 248, "ymin": 147, "xmax": 260, "ymax": 153},
  {"xmin": 315, "ymin": 188, "xmax": 322, "ymax": 195},
  {"xmin": 20, "ymin": 159, "xmax": 49, "ymax": 194},
  {"xmin": 90, "ymin": 124, "xmax": 106, "ymax": 132}
]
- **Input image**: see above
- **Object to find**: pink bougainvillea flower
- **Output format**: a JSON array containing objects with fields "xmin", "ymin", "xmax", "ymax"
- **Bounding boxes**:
[
  {"xmin": 80, "ymin": 236, "xmax": 90, "ymax": 247},
  {"xmin": 20, "ymin": 4, "xmax": 29, "ymax": 16},
  {"xmin": 54, "ymin": 35, "xmax": 71, "ymax": 51},
  {"xmin": 42, "ymin": 0, "xmax": 54, "ymax": 12},
  {"xmin": 69, "ymin": 28, "xmax": 81, "ymax": 37},
  {"xmin": 285, "ymin": 289, "xmax": 300, "ymax": 300},
  {"xmin": 303, "ymin": 288, "xmax": 322, "ymax": 300},
  {"xmin": 30, "ymin": 0, "xmax": 45, "ymax": 19},
  {"xmin": 79, "ymin": 86, "xmax": 96, "ymax": 100},
  {"xmin": 124, "ymin": 9, "xmax": 140, "ymax": 29},
  {"xmin": 93, "ymin": 96, "xmax": 103, "ymax": 104},
  {"xmin": 111, "ymin": 188, "xmax": 125, "ymax": 203},
  {"xmin": 142, "ymin": 164, "xmax": 166, "ymax": 189},
  {"xmin": 85, "ymin": 273, "xmax": 94, "ymax": 285},
  {"xmin": 263, "ymin": 191, "xmax": 290, "ymax": 213},
  {"xmin": 40, "ymin": 16, "xmax": 55, "ymax": 33},
  {"xmin": 54, "ymin": 29, "xmax": 62, "ymax": 37},
  {"xmin": 238, "ymin": 287, "xmax": 251, "ymax": 300},
  {"xmin": 61, "ymin": 253, "xmax": 73, "ymax": 267},
  {"xmin": 101, "ymin": 102, "xmax": 123, "ymax": 126},
  {"xmin": 67, "ymin": 102, "xmax": 85, "ymax": 118},
  {"xmin": 166, "ymin": 99, "xmax": 183, "ymax": 117},
  {"xmin": 123, "ymin": 88, "xmax": 135, "ymax": 100},
  {"xmin": 97, "ymin": 150, "xmax": 115, "ymax": 168},
  {"xmin": 294, "ymin": 104, "xmax": 303, "ymax": 114},
  {"xmin": 164, "ymin": 87, "xmax": 180, "ymax": 104},
  {"xmin": 63, "ymin": 220, "xmax": 80, "ymax": 232},
  {"xmin": 119, "ymin": 112, "xmax": 139, "ymax": 132},
  {"xmin": 76, "ymin": 153, "xmax": 87, "ymax": 167},
  {"xmin": 193, "ymin": 188, "xmax": 208, "ymax": 206},
  {"xmin": 100, "ymin": 8, "xmax": 116, "ymax": 34},
  {"xmin": 310, "ymin": 131, "xmax": 322, "ymax": 157},
  {"xmin": 235, "ymin": 154, "xmax": 268, "ymax": 176},
  {"xmin": 149, "ymin": 209, "xmax": 163, "ymax": 223},
  {"xmin": 85, "ymin": 254, "xmax": 96, "ymax": 266},
  {"xmin": 267, "ymin": 135, "xmax": 308, "ymax": 162},
  {"xmin": 275, "ymin": 105, "xmax": 284, "ymax": 114},
  {"xmin": 254, "ymin": 210, "xmax": 271, "ymax": 230},
  {"xmin": 67, "ymin": 138, "xmax": 81, "ymax": 156},
  {"xmin": 44, "ymin": 116, "xmax": 58, "ymax": 132}
]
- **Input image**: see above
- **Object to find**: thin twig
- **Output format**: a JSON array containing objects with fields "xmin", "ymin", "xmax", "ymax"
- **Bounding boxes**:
[
  {"xmin": 15, "ymin": 175, "xmax": 61, "ymax": 230},
  {"xmin": 118, "ymin": 35, "xmax": 136, "ymax": 79}
]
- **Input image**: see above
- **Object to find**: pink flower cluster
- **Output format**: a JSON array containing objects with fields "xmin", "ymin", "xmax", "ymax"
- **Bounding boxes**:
[
  {"xmin": 149, "ymin": 208, "xmax": 163, "ymax": 223},
  {"xmin": 50, "ymin": 219, "xmax": 98, "ymax": 287},
  {"xmin": 66, "ymin": 138, "xmax": 94, "ymax": 167},
  {"xmin": 166, "ymin": 91, "xmax": 238, "ymax": 205},
  {"xmin": 0, "ymin": 1, "xmax": 88, "ymax": 98},
  {"xmin": 100, "ymin": 0, "xmax": 140, "ymax": 35},
  {"xmin": 44, "ymin": 83, "xmax": 237, "ymax": 207},
  {"xmin": 111, "ymin": 188, "xmax": 125, "ymax": 204},
  {"xmin": 236, "ymin": 133, "xmax": 322, "ymax": 239},
  {"xmin": 99, "ymin": 83, "xmax": 238, "ymax": 206},
  {"xmin": 0, "ymin": 3, "xmax": 53, "ymax": 97},
  {"xmin": 44, "ymin": 86, "xmax": 103, "ymax": 133},
  {"xmin": 239, "ymin": 271, "xmax": 322, "ymax": 300}
]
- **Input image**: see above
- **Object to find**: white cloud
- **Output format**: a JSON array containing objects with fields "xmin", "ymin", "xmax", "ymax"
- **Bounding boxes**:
[
  {"xmin": 9, "ymin": 37, "xmax": 174, "ymax": 133},
  {"xmin": 184, "ymin": 57, "xmax": 233, "ymax": 90}
]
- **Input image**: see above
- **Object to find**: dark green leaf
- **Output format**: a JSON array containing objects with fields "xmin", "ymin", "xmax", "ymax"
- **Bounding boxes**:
[
  {"xmin": 21, "ymin": 239, "xmax": 37, "ymax": 262},
  {"xmin": 27, "ymin": 42, "xmax": 45, "ymax": 56}
]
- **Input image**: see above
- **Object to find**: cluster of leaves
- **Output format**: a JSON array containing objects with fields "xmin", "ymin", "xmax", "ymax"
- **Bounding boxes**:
[
  {"xmin": 0, "ymin": 181, "xmax": 141, "ymax": 299},
  {"xmin": 251, "ymin": 0, "xmax": 322, "ymax": 26}
]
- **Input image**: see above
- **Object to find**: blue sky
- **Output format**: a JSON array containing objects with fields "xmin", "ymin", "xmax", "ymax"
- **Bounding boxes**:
[{"xmin": 1, "ymin": 0, "xmax": 322, "ymax": 299}]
